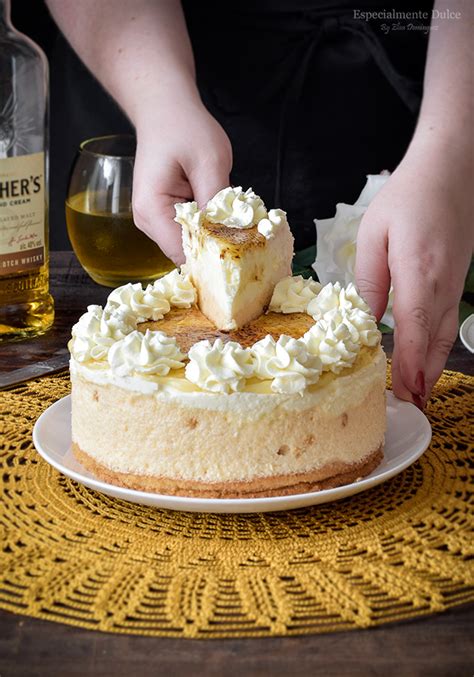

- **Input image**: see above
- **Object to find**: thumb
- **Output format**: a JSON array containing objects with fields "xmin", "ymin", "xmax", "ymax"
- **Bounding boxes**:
[
  {"xmin": 132, "ymin": 160, "xmax": 189, "ymax": 265},
  {"xmin": 185, "ymin": 125, "xmax": 233, "ymax": 208},
  {"xmin": 189, "ymin": 162, "xmax": 231, "ymax": 210},
  {"xmin": 355, "ymin": 215, "xmax": 391, "ymax": 321}
]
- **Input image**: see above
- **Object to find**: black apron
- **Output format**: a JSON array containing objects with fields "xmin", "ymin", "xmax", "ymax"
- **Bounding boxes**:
[{"xmin": 49, "ymin": 0, "xmax": 433, "ymax": 250}]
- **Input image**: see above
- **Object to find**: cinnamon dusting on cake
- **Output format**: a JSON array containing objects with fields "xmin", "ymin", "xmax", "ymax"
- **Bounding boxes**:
[
  {"xmin": 142, "ymin": 306, "xmax": 314, "ymax": 353},
  {"xmin": 201, "ymin": 222, "xmax": 266, "ymax": 257}
]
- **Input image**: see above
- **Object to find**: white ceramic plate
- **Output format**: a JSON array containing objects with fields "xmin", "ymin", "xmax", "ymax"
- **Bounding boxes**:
[
  {"xmin": 32, "ymin": 392, "xmax": 431, "ymax": 514},
  {"xmin": 459, "ymin": 313, "xmax": 474, "ymax": 353}
]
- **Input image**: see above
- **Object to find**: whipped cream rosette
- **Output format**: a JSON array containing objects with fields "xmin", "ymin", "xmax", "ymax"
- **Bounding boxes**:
[
  {"xmin": 257, "ymin": 209, "xmax": 287, "ymax": 239},
  {"xmin": 108, "ymin": 330, "xmax": 186, "ymax": 378},
  {"xmin": 150, "ymin": 269, "xmax": 197, "ymax": 308},
  {"xmin": 302, "ymin": 319, "xmax": 359, "ymax": 374},
  {"xmin": 185, "ymin": 338, "xmax": 254, "ymax": 393},
  {"xmin": 205, "ymin": 187, "xmax": 267, "ymax": 229},
  {"xmin": 306, "ymin": 281, "xmax": 371, "ymax": 319},
  {"xmin": 174, "ymin": 186, "xmax": 288, "ymax": 241},
  {"xmin": 70, "ymin": 304, "xmax": 137, "ymax": 362},
  {"xmin": 269, "ymin": 275, "xmax": 322, "ymax": 314},
  {"xmin": 174, "ymin": 201, "xmax": 203, "ymax": 231},
  {"xmin": 106, "ymin": 282, "xmax": 171, "ymax": 322},
  {"xmin": 251, "ymin": 335, "xmax": 322, "ymax": 394}
]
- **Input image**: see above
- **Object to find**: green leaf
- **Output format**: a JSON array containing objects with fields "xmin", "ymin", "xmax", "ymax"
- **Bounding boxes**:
[
  {"xmin": 459, "ymin": 300, "xmax": 474, "ymax": 325},
  {"xmin": 464, "ymin": 259, "xmax": 474, "ymax": 294},
  {"xmin": 292, "ymin": 246, "xmax": 317, "ymax": 279}
]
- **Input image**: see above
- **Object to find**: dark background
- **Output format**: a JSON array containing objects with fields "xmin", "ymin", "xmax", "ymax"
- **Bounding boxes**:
[
  {"xmin": 11, "ymin": 1, "xmax": 431, "ymax": 252},
  {"xmin": 12, "ymin": 0, "xmax": 132, "ymax": 251}
]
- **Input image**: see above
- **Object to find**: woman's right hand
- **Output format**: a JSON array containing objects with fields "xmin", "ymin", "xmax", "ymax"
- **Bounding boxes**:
[
  {"xmin": 46, "ymin": 0, "xmax": 231, "ymax": 264},
  {"xmin": 132, "ymin": 94, "xmax": 232, "ymax": 264}
]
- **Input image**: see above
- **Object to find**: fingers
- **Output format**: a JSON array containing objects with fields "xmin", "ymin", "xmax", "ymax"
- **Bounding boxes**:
[
  {"xmin": 153, "ymin": 192, "xmax": 188, "ymax": 265},
  {"xmin": 355, "ymin": 216, "xmax": 391, "ymax": 321},
  {"xmin": 133, "ymin": 152, "xmax": 231, "ymax": 266},
  {"xmin": 191, "ymin": 170, "xmax": 230, "ymax": 210},
  {"xmin": 392, "ymin": 298, "xmax": 458, "ymax": 407},
  {"xmin": 391, "ymin": 333, "xmax": 415, "ymax": 403},
  {"xmin": 186, "ymin": 148, "xmax": 232, "ymax": 209},
  {"xmin": 425, "ymin": 304, "xmax": 459, "ymax": 394},
  {"xmin": 133, "ymin": 160, "xmax": 190, "ymax": 264},
  {"xmin": 132, "ymin": 119, "xmax": 232, "ymax": 264},
  {"xmin": 390, "ymin": 261, "xmax": 435, "ymax": 404},
  {"xmin": 133, "ymin": 151, "xmax": 231, "ymax": 265}
]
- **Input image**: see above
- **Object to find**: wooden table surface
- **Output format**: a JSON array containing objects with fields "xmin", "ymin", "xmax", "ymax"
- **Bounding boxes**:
[{"xmin": 1, "ymin": 251, "xmax": 473, "ymax": 676}]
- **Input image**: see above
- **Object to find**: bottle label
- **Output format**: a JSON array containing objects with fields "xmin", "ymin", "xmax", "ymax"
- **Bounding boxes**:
[{"xmin": 0, "ymin": 152, "xmax": 45, "ymax": 276}]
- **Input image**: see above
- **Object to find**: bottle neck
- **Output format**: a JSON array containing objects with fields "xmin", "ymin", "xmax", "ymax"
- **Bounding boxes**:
[{"xmin": 0, "ymin": 0, "xmax": 11, "ymax": 27}]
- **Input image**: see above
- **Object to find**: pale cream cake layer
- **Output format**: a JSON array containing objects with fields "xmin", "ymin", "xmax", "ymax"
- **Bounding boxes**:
[
  {"xmin": 70, "ymin": 347, "xmax": 386, "ymax": 486},
  {"xmin": 182, "ymin": 221, "xmax": 294, "ymax": 330}
]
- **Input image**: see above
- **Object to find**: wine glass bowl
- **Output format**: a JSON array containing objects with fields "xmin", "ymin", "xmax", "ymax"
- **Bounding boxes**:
[{"xmin": 66, "ymin": 134, "xmax": 175, "ymax": 288}]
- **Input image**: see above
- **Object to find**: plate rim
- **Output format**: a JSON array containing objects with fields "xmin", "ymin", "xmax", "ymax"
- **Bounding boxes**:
[
  {"xmin": 32, "ymin": 392, "xmax": 432, "ymax": 513},
  {"xmin": 459, "ymin": 313, "xmax": 474, "ymax": 354}
]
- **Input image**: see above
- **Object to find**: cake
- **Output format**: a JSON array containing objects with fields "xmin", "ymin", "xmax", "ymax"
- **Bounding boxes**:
[
  {"xmin": 69, "ymin": 187, "xmax": 386, "ymax": 498},
  {"xmin": 176, "ymin": 187, "xmax": 294, "ymax": 330}
]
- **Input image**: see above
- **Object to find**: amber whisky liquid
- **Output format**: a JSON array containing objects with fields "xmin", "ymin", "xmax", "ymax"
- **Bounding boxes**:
[
  {"xmin": 0, "ymin": 220, "xmax": 54, "ymax": 338},
  {"xmin": 66, "ymin": 191, "xmax": 175, "ymax": 287},
  {"xmin": 0, "ymin": 0, "xmax": 54, "ymax": 340}
]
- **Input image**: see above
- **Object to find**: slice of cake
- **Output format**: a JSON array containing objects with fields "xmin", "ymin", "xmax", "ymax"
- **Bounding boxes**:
[{"xmin": 175, "ymin": 187, "xmax": 294, "ymax": 330}]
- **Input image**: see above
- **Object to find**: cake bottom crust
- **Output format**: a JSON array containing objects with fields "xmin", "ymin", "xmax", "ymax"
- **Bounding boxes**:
[{"xmin": 72, "ymin": 443, "xmax": 383, "ymax": 499}]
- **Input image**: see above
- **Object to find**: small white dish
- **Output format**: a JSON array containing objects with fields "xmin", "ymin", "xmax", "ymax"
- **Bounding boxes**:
[
  {"xmin": 32, "ymin": 392, "xmax": 431, "ymax": 514},
  {"xmin": 459, "ymin": 314, "xmax": 474, "ymax": 354}
]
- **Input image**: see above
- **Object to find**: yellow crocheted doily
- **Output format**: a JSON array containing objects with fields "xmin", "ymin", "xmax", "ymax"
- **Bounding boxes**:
[{"xmin": 0, "ymin": 369, "xmax": 472, "ymax": 638}]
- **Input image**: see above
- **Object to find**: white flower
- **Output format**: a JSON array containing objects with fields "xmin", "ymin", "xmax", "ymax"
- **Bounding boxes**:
[{"xmin": 313, "ymin": 174, "xmax": 394, "ymax": 327}]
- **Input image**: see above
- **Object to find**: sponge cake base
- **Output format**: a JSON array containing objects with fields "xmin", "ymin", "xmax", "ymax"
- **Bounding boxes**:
[{"xmin": 73, "ymin": 442, "xmax": 383, "ymax": 498}]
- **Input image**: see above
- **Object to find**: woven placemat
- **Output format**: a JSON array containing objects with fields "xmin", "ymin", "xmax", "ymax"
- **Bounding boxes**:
[{"xmin": 0, "ymin": 369, "xmax": 472, "ymax": 638}]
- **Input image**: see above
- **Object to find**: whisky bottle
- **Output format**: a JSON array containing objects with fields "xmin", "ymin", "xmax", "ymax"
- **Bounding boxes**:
[{"xmin": 0, "ymin": 0, "xmax": 54, "ymax": 339}]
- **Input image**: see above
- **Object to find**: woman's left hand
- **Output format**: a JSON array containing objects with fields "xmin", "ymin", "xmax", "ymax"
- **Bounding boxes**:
[{"xmin": 355, "ymin": 135, "xmax": 473, "ymax": 408}]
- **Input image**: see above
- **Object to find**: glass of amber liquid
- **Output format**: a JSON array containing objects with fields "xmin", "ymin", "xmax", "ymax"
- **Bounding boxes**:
[{"xmin": 66, "ymin": 134, "xmax": 175, "ymax": 287}]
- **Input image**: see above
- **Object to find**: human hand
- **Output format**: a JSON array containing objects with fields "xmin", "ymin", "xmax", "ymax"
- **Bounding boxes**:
[
  {"xmin": 132, "ymin": 94, "xmax": 232, "ymax": 264},
  {"xmin": 355, "ymin": 141, "xmax": 473, "ymax": 407}
]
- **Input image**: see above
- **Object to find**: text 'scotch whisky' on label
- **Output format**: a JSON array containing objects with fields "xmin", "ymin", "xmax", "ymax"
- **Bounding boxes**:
[
  {"xmin": 0, "ymin": 0, "xmax": 54, "ymax": 339},
  {"xmin": 0, "ymin": 152, "xmax": 45, "ymax": 273}
]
